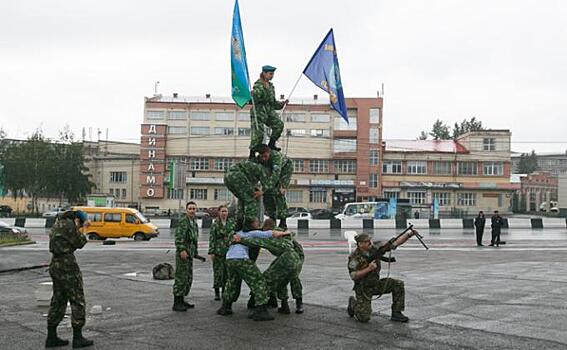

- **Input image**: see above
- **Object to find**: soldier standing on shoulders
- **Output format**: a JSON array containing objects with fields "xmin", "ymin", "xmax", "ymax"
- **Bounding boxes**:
[
  {"xmin": 208, "ymin": 205, "xmax": 235, "ymax": 301},
  {"xmin": 46, "ymin": 210, "xmax": 93, "ymax": 348},
  {"xmin": 172, "ymin": 201, "xmax": 201, "ymax": 311},
  {"xmin": 347, "ymin": 231, "xmax": 417, "ymax": 323},
  {"xmin": 249, "ymin": 65, "xmax": 288, "ymax": 158}
]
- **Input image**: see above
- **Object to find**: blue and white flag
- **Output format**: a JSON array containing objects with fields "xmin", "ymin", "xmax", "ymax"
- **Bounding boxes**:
[
  {"xmin": 231, "ymin": 0, "xmax": 251, "ymax": 108},
  {"xmin": 303, "ymin": 28, "xmax": 348, "ymax": 123}
]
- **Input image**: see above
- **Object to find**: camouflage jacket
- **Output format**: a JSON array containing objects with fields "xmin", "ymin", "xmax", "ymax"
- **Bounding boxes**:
[
  {"xmin": 239, "ymin": 235, "xmax": 294, "ymax": 257},
  {"xmin": 49, "ymin": 218, "xmax": 87, "ymax": 272},
  {"xmin": 291, "ymin": 239, "xmax": 305, "ymax": 261},
  {"xmin": 175, "ymin": 215, "xmax": 199, "ymax": 257},
  {"xmin": 208, "ymin": 218, "xmax": 235, "ymax": 256},
  {"xmin": 251, "ymin": 79, "xmax": 285, "ymax": 111},
  {"xmin": 347, "ymin": 248, "xmax": 381, "ymax": 289},
  {"xmin": 256, "ymin": 150, "xmax": 292, "ymax": 192},
  {"xmin": 231, "ymin": 160, "xmax": 270, "ymax": 189}
]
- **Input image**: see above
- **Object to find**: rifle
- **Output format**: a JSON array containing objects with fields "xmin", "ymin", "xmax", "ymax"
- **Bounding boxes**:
[{"xmin": 368, "ymin": 224, "xmax": 428, "ymax": 263}]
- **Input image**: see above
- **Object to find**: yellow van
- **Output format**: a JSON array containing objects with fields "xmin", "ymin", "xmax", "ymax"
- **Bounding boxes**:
[{"xmin": 72, "ymin": 207, "xmax": 159, "ymax": 241}]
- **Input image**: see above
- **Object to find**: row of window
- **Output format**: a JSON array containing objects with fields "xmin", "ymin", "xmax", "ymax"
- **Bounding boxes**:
[
  {"xmin": 110, "ymin": 171, "xmax": 127, "ymax": 183},
  {"xmin": 166, "ymin": 188, "xmax": 233, "ymax": 201},
  {"xmin": 148, "ymin": 110, "xmax": 251, "ymax": 122},
  {"xmin": 382, "ymin": 161, "xmax": 505, "ymax": 176},
  {"xmin": 109, "ymin": 188, "xmax": 127, "ymax": 199},
  {"xmin": 181, "ymin": 157, "xmax": 357, "ymax": 173},
  {"xmin": 383, "ymin": 191, "xmax": 480, "ymax": 206}
]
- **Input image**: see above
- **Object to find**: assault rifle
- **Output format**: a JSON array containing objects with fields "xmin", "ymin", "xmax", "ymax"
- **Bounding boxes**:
[{"xmin": 367, "ymin": 224, "xmax": 428, "ymax": 264}]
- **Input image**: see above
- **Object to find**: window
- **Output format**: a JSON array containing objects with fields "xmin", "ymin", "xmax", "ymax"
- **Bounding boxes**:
[
  {"xmin": 286, "ymin": 114, "xmax": 306, "ymax": 122},
  {"xmin": 369, "ymin": 173, "xmax": 379, "ymax": 188},
  {"xmin": 167, "ymin": 188, "xmax": 184, "ymax": 200},
  {"xmin": 335, "ymin": 160, "xmax": 356, "ymax": 173},
  {"xmin": 191, "ymin": 127, "xmax": 210, "ymax": 135},
  {"xmin": 334, "ymin": 117, "xmax": 357, "ymax": 130},
  {"xmin": 238, "ymin": 112, "xmax": 250, "ymax": 121},
  {"xmin": 382, "ymin": 161, "xmax": 402, "ymax": 174},
  {"xmin": 169, "ymin": 111, "xmax": 187, "ymax": 120},
  {"xmin": 293, "ymin": 159, "xmax": 305, "ymax": 172},
  {"xmin": 87, "ymin": 213, "xmax": 102, "ymax": 222},
  {"xmin": 458, "ymin": 192, "xmax": 476, "ymax": 206},
  {"xmin": 126, "ymin": 214, "xmax": 137, "ymax": 224},
  {"xmin": 310, "ymin": 129, "xmax": 330, "ymax": 138},
  {"xmin": 214, "ymin": 188, "xmax": 232, "ymax": 201},
  {"xmin": 369, "ymin": 128, "xmax": 379, "ymax": 144},
  {"xmin": 311, "ymin": 114, "xmax": 330, "ymax": 123},
  {"xmin": 215, "ymin": 158, "xmax": 234, "ymax": 171},
  {"xmin": 483, "ymin": 138, "xmax": 496, "ymax": 151},
  {"xmin": 369, "ymin": 150, "xmax": 379, "ymax": 166},
  {"xmin": 369, "ymin": 108, "xmax": 380, "ymax": 124},
  {"xmin": 168, "ymin": 126, "xmax": 187, "ymax": 134},
  {"xmin": 407, "ymin": 161, "xmax": 427, "ymax": 174},
  {"xmin": 309, "ymin": 189, "xmax": 327, "ymax": 203},
  {"xmin": 147, "ymin": 110, "xmax": 164, "ymax": 120},
  {"xmin": 309, "ymin": 159, "xmax": 329, "ymax": 173},
  {"xmin": 115, "ymin": 189, "xmax": 120, "ymax": 197},
  {"xmin": 457, "ymin": 162, "xmax": 478, "ymax": 175},
  {"xmin": 122, "ymin": 189, "xmax": 127, "ymax": 198},
  {"xmin": 333, "ymin": 139, "xmax": 357, "ymax": 153},
  {"xmin": 433, "ymin": 161, "xmax": 452, "ymax": 175},
  {"xmin": 383, "ymin": 191, "xmax": 399, "ymax": 199},
  {"xmin": 407, "ymin": 191, "xmax": 426, "ymax": 205},
  {"xmin": 110, "ymin": 171, "xmax": 127, "ymax": 183},
  {"xmin": 214, "ymin": 127, "xmax": 234, "ymax": 136},
  {"xmin": 104, "ymin": 213, "xmax": 122, "ymax": 223},
  {"xmin": 483, "ymin": 162, "xmax": 503, "ymax": 176},
  {"xmin": 286, "ymin": 190, "xmax": 303, "ymax": 203},
  {"xmin": 288, "ymin": 129, "xmax": 306, "ymax": 137},
  {"xmin": 215, "ymin": 112, "xmax": 235, "ymax": 121},
  {"xmin": 433, "ymin": 192, "xmax": 451, "ymax": 206},
  {"xmin": 191, "ymin": 111, "xmax": 210, "ymax": 120},
  {"xmin": 190, "ymin": 188, "xmax": 208, "ymax": 200},
  {"xmin": 191, "ymin": 157, "xmax": 209, "ymax": 170},
  {"xmin": 238, "ymin": 128, "xmax": 250, "ymax": 136}
]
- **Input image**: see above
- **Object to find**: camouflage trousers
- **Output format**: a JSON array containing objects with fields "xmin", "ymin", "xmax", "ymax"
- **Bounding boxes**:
[
  {"xmin": 263, "ymin": 251, "xmax": 302, "ymax": 300},
  {"xmin": 353, "ymin": 277, "xmax": 405, "ymax": 323},
  {"xmin": 223, "ymin": 259, "xmax": 269, "ymax": 306},
  {"xmin": 212, "ymin": 255, "xmax": 227, "ymax": 289},
  {"xmin": 278, "ymin": 257, "xmax": 304, "ymax": 300},
  {"xmin": 173, "ymin": 254, "xmax": 193, "ymax": 297},
  {"xmin": 250, "ymin": 107, "xmax": 284, "ymax": 150},
  {"xmin": 224, "ymin": 170, "xmax": 259, "ymax": 228},
  {"xmin": 263, "ymin": 190, "xmax": 288, "ymax": 221},
  {"xmin": 47, "ymin": 265, "xmax": 86, "ymax": 329}
]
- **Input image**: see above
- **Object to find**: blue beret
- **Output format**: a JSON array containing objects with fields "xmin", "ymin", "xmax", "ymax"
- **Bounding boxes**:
[
  {"xmin": 262, "ymin": 65, "xmax": 276, "ymax": 72},
  {"xmin": 75, "ymin": 210, "xmax": 88, "ymax": 222}
]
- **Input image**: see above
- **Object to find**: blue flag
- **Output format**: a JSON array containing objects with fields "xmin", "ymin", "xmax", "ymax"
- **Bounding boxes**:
[
  {"xmin": 231, "ymin": 0, "xmax": 251, "ymax": 108},
  {"xmin": 303, "ymin": 28, "xmax": 348, "ymax": 123}
]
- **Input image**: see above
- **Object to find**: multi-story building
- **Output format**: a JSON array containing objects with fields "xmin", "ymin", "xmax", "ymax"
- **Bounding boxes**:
[
  {"xmin": 381, "ymin": 130, "xmax": 515, "ymax": 216},
  {"xmin": 511, "ymin": 152, "xmax": 567, "ymax": 176},
  {"xmin": 139, "ymin": 94, "xmax": 383, "ymax": 212},
  {"xmin": 516, "ymin": 171, "xmax": 558, "ymax": 212}
]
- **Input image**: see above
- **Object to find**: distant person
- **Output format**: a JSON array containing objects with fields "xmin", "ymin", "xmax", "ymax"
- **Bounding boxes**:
[
  {"xmin": 474, "ymin": 211, "xmax": 486, "ymax": 246},
  {"xmin": 490, "ymin": 210, "xmax": 503, "ymax": 247}
]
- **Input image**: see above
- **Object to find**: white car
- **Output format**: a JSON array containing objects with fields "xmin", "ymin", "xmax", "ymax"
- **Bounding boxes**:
[
  {"xmin": 0, "ymin": 220, "xmax": 28, "ymax": 235},
  {"xmin": 42, "ymin": 208, "xmax": 67, "ymax": 218},
  {"xmin": 290, "ymin": 212, "xmax": 312, "ymax": 220}
]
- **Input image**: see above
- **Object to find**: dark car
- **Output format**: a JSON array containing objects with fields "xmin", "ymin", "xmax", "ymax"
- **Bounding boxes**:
[
  {"xmin": 195, "ymin": 208, "xmax": 210, "ymax": 219},
  {"xmin": 310, "ymin": 208, "xmax": 336, "ymax": 219},
  {"xmin": 0, "ymin": 205, "xmax": 13, "ymax": 217}
]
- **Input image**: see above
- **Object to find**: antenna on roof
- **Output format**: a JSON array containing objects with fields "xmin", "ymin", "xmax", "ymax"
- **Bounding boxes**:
[{"xmin": 154, "ymin": 81, "xmax": 160, "ymax": 96}]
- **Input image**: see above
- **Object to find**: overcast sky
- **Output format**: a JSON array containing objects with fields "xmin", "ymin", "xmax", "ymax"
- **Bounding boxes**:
[{"xmin": 1, "ymin": 0, "xmax": 566, "ymax": 153}]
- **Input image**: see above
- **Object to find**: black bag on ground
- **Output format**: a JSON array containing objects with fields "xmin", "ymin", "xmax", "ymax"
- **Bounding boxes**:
[{"xmin": 152, "ymin": 263, "xmax": 174, "ymax": 280}]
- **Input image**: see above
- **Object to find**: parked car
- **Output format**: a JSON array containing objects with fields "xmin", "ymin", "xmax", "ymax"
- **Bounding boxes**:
[
  {"xmin": 310, "ymin": 208, "xmax": 336, "ymax": 219},
  {"xmin": 288, "ymin": 207, "xmax": 309, "ymax": 216},
  {"xmin": 195, "ymin": 208, "xmax": 210, "ymax": 219},
  {"xmin": 539, "ymin": 201, "xmax": 559, "ymax": 213},
  {"xmin": 42, "ymin": 207, "xmax": 67, "ymax": 218},
  {"xmin": 0, "ymin": 220, "xmax": 28, "ymax": 236},
  {"xmin": 290, "ymin": 212, "xmax": 312, "ymax": 220},
  {"xmin": 0, "ymin": 205, "xmax": 13, "ymax": 217}
]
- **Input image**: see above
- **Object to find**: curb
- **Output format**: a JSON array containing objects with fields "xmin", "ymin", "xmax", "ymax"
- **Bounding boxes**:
[
  {"xmin": 0, "ymin": 240, "xmax": 36, "ymax": 248},
  {"xmin": 0, "ymin": 262, "xmax": 48, "ymax": 274}
]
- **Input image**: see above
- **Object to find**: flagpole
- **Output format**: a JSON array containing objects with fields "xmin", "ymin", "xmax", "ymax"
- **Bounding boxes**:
[{"xmin": 281, "ymin": 71, "xmax": 303, "ymax": 155}]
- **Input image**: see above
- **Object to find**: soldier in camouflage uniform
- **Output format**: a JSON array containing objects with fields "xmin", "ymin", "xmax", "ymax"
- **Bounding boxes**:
[
  {"xmin": 249, "ymin": 65, "xmax": 288, "ymax": 157},
  {"xmin": 172, "ymin": 201, "xmax": 200, "ymax": 312},
  {"xmin": 256, "ymin": 148, "xmax": 293, "ymax": 229},
  {"xmin": 224, "ymin": 157, "xmax": 271, "ymax": 231},
  {"xmin": 347, "ymin": 232, "xmax": 417, "ymax": 323},
  {"xmin": 217, "ymin": 217, "xmax": 288, "ymax": 321},
  {"xmin": 46, "ymin": 210, "xmax": 93, "ymax": 348},
  {"xmin": 208, "ymin": 205, "xmax": 235, "ymax": 300}
]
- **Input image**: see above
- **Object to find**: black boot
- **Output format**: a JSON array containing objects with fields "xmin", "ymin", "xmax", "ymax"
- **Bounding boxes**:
[
  {"xmin": 278, "ymin": 218, "xmax": 287, "ymax": 230},
  {"xmin": 214, "ymin": 288, "xmax": 221, "ymax": 301},
  {"xmin": 347, "ymin": 296, "xmax": 355, "ymax": 318},
  {"xmin": 72, "ymin": 327, "xmax": 93, "ymax": 348},
  {"xmin": 216, "ymin": 302, "xmax": 233, "ymax": 316},
  {"xmin": 45, "ymin": 325, "xmax": 69, "ymax": 348},
  {"xmin": 247, "ymin": 295, "xmax": 255, "ymax": 310},
  {"xmin": 267, "ymin": 295, "xmax": 278, "ymax": 308},
  {"xmin": 277, "ymin": 299, "xmax": 290, "ymax": 314},
  {"xmin": 268, "ymin": 138, "xmax": 281, "ymax": 151},
  {"xmin": 172, "ymin": 296, "xmax": 188, "ymax": 312},
  {"xmin": 391, "ymin": 311, "xmax": 409, "ymax": 322},
  {"xmin": 295, "ymin": 298, "xmax": 304, "ymax": 314},
  {"xmin": 252, "ymin": 304, "xmax": 275, "ymax": 321}
]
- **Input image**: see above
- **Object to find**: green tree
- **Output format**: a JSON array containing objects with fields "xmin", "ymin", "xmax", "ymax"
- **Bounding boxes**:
[
  {"xmin": 429, "ymin": 119, "xmax": 451, "ymax": 140},
  {"xmin": 452, "ymin": 117, "xmax": 484, "ymax": 139},
  {"xmin": 517, "ymin": 150, "xmax": 539, "ymax": 174}
]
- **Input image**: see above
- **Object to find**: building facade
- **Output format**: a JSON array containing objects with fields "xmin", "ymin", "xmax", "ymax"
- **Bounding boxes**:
[
  {"xmin": 516, "ymin": 171, "xmax": 558, "ymax": 212},
  {"xmin": 139, "ymin": 94, "xmax": 383, "ymax": 212},
  {"xmin": 381, "ymin": 130, "xmax": 515, "ymax": 216},
  {"xmin": 511, "ymin": 152, "xmax": 567, "ymax": 176}
]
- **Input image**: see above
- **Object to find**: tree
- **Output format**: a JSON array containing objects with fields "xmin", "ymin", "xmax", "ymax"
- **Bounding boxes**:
[
  {"xmin": 452, "ymin": 117, "xmax": 484, "ymax": 139},
  {"xmin": 517, "ymin": 150, "xmax": 539, "ymax": 174},
  {"xmin": 429, "ymin": 119, "xmax": 451, "ymax": 140}
]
